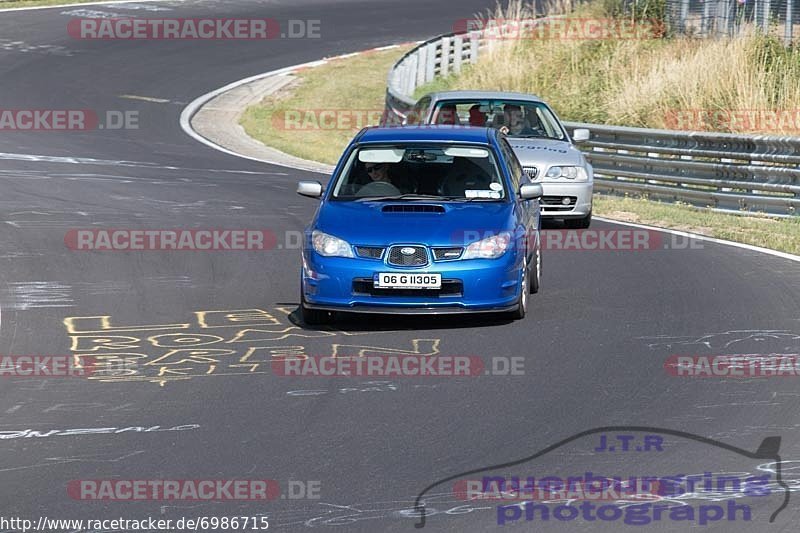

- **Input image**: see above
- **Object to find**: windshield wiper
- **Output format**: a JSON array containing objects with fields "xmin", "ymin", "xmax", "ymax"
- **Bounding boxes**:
[
  {"xmin": 355, "ymin": 194, "xmax": 457, "ymax": 202},
  {"xmin": 513, "ymin": 133, "xmax": 550, "ymax": 139},
  {"xmin": 354, "ymin": 194, "xmax": 503, "ymax": 202}
]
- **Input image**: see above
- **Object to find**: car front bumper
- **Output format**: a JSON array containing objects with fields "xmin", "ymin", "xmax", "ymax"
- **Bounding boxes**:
[
  {"xmin": 301, "ymin": 250, "xmax": 524, "ymax": 314},
  {"xmin": 539, "ymin": 181, "xmax": 593, "ymax": 218}
]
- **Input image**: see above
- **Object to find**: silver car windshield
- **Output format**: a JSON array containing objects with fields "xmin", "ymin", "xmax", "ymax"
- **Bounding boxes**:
[
  {"xmin": 331, "ymin": 144, "xmax": 506, "ymax": 201},
  {"xmin": 431, "ymin": 100, "xmax": 566, "ymax": 140}
]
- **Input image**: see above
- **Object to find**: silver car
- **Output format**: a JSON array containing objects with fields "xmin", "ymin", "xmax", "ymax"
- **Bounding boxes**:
[{"xmin": 409, "ymin": 91, "xmax": 593, "ymax": 228}]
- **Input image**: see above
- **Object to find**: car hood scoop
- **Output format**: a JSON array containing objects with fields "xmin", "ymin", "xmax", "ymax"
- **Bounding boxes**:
[{"xmin": 381, "ymin": 204, "xmax": 445, "ymax": 213}]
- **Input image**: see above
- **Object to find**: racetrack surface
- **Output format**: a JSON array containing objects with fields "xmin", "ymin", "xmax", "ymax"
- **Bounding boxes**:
[{"xmin": 0, "ymin": 1, "xmax": 799, "ymax": 531}]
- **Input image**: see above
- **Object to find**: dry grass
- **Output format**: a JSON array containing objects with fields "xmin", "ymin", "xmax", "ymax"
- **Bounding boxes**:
[
  {"xmin": 240, "ymin": 46, "xmax": 412, "ymax": 165},
  {"xmin": 425, "ymin": 1, "xmax": 800, "ymax": 134}
]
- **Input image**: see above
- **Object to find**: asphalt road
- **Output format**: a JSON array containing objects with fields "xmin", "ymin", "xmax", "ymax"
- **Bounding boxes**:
[{"xmin": 0, "ymin": 1, "xmax": 799, "ymax": 532}]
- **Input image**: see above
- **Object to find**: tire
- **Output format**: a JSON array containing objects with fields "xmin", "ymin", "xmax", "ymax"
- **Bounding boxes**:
[
  {"xmin": 529, "ymin": 234, "xmax": 541, "ymax": 294},
  {"xmin": 564, "ymin": 211, "xmax": 591, "ymax": 229},
  {"xmin": 509, "ymin": 259, "xmax": 529, "ymax": 320},
  {"xmin": 300, "ymin": 291, "xmax": 332, "ymax": 325}
]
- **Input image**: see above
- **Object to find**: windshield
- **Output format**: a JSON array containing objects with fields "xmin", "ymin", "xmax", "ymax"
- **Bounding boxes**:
[
  {"xmin": 431, "ymin": 99, "xmax": 566, "ymax": 140},
  {"xmin": 330, "ymin": 144, "xmax": 507, "ymax": 201}
]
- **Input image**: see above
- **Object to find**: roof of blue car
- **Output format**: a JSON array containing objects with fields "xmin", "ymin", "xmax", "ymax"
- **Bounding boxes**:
[{"xmin": 357, "ymin": 125, "xmax": 493, "ymax": 144}]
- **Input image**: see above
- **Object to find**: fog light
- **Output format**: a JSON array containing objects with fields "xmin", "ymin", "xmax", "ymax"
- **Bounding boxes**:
[{"xmin": 562, "ymin": 197, "xmax": 571, "ymax": 205}]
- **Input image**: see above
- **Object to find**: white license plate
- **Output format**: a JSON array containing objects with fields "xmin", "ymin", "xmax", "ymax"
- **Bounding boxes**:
[{"xmin": 374, "ymin": 273, "xmax": 441, "ymax": 289}]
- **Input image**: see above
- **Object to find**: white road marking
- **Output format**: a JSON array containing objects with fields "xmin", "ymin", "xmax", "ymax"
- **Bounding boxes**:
[
  {"xmin": 120, "ymin": 94, "xmax": 171, "ymax": 103},
  {"xmin": 0, "ymin": 0, "xmax": 176, "ymax": 13},
  {"xmin": 60, "ymin": 7, "xmax": 122, "ymax": 17}
]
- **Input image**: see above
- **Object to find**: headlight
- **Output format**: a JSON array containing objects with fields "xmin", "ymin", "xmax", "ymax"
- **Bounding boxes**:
[
  {"xmin": 544, "ymin": 166, "xmax": 588, "ymax": 181},
  {"xmin": 311, "ymin": 230, "xmax": 354, "ymax": 257},
  {"xmin": 462, "ymin": 232, "xmax": 511, "ymax": 259}
]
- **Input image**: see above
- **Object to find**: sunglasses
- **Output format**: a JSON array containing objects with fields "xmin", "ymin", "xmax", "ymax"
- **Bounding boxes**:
[{"xmin": 365, "ymin": 164, "xmax": 385, "ymax": 173}]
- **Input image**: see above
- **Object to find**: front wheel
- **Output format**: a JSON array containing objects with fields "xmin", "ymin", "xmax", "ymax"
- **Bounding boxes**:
[
  {"xmin": 509, "ymin": 259, "xmax": 529, "ymax": 320},
  {"xmin": 529, "ymin": 234, "xmax": 541, "ymax": 294}
]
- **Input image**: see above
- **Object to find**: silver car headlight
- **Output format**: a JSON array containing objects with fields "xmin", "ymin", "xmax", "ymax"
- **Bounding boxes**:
[
  {"xmin": 544, "ymin": 165, "xmax": 588, "ymax": 181},
  {"xmin": 462, "ymin": 232, "xmax": 511, "ymax": 259},
  {"xmin": 312, "ymin": 230, "xmax": 354, "ymax": 258}
]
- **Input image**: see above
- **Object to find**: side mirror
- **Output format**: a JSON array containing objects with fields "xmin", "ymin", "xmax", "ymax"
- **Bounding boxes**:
[
  {"xmin": 519, "ymin": 183, "xmax": 543, "ymax": 200},
  {"xmin": 572, "ymin": 128, "xmax": 590, "ymax": 142},
  {"xmin": 297, "ymin": 181, "xmax": 323, "ymax": 198}
]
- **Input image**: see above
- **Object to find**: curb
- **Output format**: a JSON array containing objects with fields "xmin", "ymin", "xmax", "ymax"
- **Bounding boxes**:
[{"xmin": 180, "ymin": 43, "xmax": 416, "ymax": 176}]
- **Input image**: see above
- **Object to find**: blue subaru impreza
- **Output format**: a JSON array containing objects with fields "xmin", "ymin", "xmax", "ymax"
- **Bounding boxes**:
[{"xmin": 296, "ymin": 126, "xmax": 542, "ymax": 324}]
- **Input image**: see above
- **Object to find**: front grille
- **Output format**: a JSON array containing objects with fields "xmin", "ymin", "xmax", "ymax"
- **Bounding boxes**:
[
  {"xmin": 541, "ymin": 196, "xmax": 577, "ymax": 211},
  {"xmin": 387, "ymin": 245, "xmax": 428, "ymax": 266},
  {"xmin": 355, "ymin": 246, "xmax": 385, "ymax": 259},
  {"xmin": 352, "ymin": 278, "xmax": 463, "ymax": 297},
  {"xmin": 432, "ymin": 247, "xmax": 463, "ymax": 261},
  {"xmin": 523, "ymin": 166, "xmax": 539, "ymax": 180},
  {"xmin": 382, "ymin": 204, "xmax": 445, "ymax": 213}
]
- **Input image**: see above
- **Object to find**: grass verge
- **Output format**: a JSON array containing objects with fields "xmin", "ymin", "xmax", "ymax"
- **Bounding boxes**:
[
  {"xmin": 594, "ymin": 196, "xmax": 800, "ymax": 255},
  {"xmin": 238, "ymin": 33, "xmax": 799, "ymax": 256},
  {"xmin": 416, "ymin": 0, "xmax": 800, "ymax": 133},
  {"xmin": 240, "ymin": 46, "xmax": 412, "ymax": 165}
]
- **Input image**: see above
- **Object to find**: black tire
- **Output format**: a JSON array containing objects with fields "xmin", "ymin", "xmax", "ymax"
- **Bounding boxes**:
[
  {"xmin": 300, "ymin": 292, "xmax": 332, "ymax": 325},
  {"xmin": 529, "ymin": 235, "xmax": 541, "ymax": 294},
  {"xmin": 564, "ymin": 211, "xmax": 591, "ymax": 229},
  {"xmin": 509, "ymin": 259, "xmax": 529, "ymax": 320}
]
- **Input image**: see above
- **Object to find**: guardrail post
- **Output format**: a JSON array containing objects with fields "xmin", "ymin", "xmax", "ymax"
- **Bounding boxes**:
[
  {"xmin": 416, "ymin": 47, "xmax": 427, "ymax": 86},
  {"xmin": 425, "ymin": 42, "xmax": 437, "ymax": 82},
  {"xmin": 407, "ymin": 55, "xmax": 418, "ymax": 95}
]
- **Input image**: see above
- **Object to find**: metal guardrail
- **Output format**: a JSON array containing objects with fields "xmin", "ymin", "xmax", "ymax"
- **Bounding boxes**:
[
  {"xmin": 383, "ymin": 25, "xmax": 800, "ymax": 215},
  {"xmin": 384, "ymin": 30, "xmax": 485, "ymax": 125}
]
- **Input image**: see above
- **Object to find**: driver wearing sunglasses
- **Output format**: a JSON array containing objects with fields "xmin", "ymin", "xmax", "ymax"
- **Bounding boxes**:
[{"xmin": 364, "ymin": 163, "xmax": 390, "ymax": 182}]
